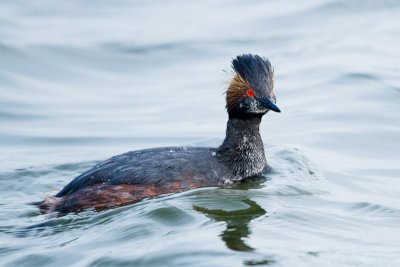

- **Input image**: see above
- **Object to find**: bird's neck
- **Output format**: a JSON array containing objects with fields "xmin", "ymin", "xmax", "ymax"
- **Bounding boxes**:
[{"xmin": 217, "ymin": 116, "xmax": 267, "ymax": 181}]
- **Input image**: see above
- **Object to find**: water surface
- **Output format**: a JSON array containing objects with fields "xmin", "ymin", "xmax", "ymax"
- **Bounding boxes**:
[{"xmin": 1, "ymin": 0, "xmax": 400, "ymax": 266}]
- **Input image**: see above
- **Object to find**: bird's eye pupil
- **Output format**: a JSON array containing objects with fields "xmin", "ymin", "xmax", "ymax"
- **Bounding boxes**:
[{"xmin": 247, "ymin": 89, "xmax": 255, "ymax": 97}]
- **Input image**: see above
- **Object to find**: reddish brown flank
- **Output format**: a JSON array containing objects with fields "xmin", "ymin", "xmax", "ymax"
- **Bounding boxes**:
[{"xmin": 40, "ymin": 181, "xmax": 204, "ymax": 214}]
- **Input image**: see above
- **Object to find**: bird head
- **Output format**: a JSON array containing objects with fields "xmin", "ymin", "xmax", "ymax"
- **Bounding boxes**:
[{"xmin": 226, "ymin": 54, "xmax": 280, "ymax": 118}]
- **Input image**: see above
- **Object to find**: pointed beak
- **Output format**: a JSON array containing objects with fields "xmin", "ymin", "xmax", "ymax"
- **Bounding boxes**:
[{"xmin": 258, "ymin": 97, "xmax": 281, "ymax": 113}]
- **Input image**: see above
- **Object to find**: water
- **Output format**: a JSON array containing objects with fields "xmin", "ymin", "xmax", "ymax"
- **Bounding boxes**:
[{"xmin": 1, "ymin": 0, "xmax": 399, "ymax": 266}]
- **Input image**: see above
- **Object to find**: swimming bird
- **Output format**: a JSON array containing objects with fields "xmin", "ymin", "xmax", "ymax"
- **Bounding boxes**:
[{"xmin": 40, "ymin": 54, "xmax": 280, "ymax": 214}]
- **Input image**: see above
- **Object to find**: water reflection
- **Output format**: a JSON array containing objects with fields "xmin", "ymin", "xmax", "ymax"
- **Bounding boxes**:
[{"xmin": 194, "ymin": 198, "xmax": 266, "ymax": 252}]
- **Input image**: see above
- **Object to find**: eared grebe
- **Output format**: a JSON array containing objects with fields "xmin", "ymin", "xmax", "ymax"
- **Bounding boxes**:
[{"xmin": 40, "ymin": 54, "xmax": 280, "ymax": 214}]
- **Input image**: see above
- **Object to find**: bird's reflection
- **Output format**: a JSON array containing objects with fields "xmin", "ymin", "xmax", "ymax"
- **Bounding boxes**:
[{"xmin": 194, "ymin": 198, "xmax": 266, "ymax": 252}]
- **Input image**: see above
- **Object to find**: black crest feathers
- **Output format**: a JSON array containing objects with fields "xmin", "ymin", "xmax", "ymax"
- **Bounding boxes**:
[
  {"xmin": 226, "ymin": 54, "xmax": 274, "ymax": 110},
  {"xmin": 232, "ymin": 54, "xmax": 273, "ymax": 91}
]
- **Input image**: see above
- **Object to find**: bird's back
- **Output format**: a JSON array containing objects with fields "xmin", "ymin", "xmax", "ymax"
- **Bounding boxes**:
[
  {"xmin": 57, "ymin": 146, "xmax": 226, "ymax": 197},
  {"xmin": 40, "ymin": 146, "xmax": 229, "ymax": 213}
]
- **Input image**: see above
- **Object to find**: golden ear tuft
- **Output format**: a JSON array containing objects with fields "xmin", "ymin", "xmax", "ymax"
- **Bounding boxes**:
[{"xmin": 226, "ymin": 73, "xmax": 249, "ymax": 110}]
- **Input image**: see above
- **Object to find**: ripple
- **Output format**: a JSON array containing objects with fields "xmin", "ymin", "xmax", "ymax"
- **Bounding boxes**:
[
  {"xmin": 146, "ymin": 205, "xmax": 196, "ymax": 226},
  {"xmin": 265, "ymin": 146, "xmax": 330, "ymax": 196},
  {"xmin": 347, "ymin": 202, "xmax": 400, "ymax": 219},
  {"xmin": 340, "ymin": 72, "xmax": 380, "ymax": 82}
]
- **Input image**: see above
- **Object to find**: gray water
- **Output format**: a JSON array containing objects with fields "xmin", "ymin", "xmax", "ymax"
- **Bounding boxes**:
[{"xmin": 1, "ymin": 0, "xmax": 400, "ymax": 266}]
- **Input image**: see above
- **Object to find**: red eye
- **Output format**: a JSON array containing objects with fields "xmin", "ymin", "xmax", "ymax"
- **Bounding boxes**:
[{"xmin": 247, "ymin": 89, "xmax": 255, "ymax": 97}]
